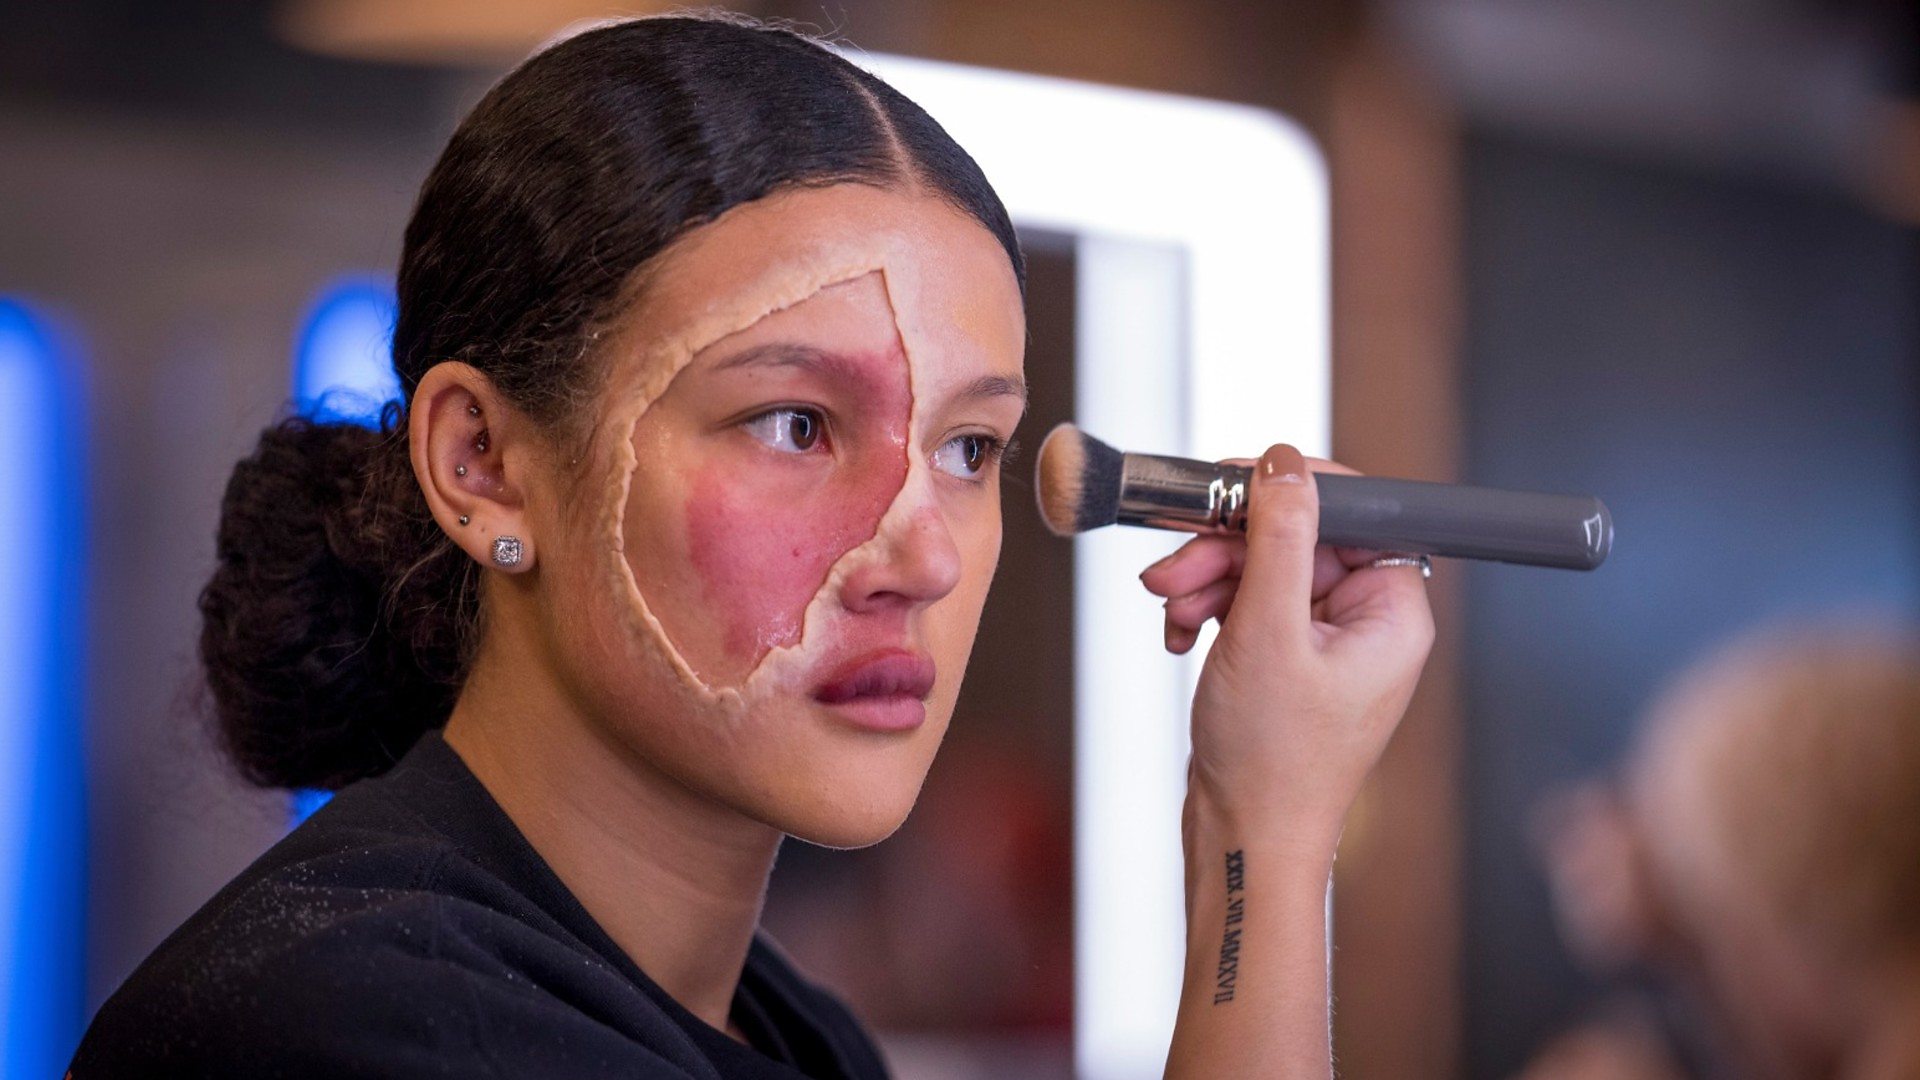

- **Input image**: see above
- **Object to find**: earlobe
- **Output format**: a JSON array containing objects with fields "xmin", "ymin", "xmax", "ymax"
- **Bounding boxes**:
[
  {"xmin": 491, "ymin": 535, "xmax": 527, "ymax": 569},
  {"xmin": 408, "ymin": 361, "xmax": 537, "ymax": 572}
]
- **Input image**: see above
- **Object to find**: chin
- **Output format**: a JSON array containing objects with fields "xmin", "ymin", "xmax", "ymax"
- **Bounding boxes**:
[
  {"xmin": 722, "ymin": 690, "xmax": 955, "ymax": 849},
  {"xmin": 758, "ymin": 750, "xmax": 934, "ymax": 850},
  {"xmin": 785, "ymin": 808, "xmax": 914, "ymax": 851}
]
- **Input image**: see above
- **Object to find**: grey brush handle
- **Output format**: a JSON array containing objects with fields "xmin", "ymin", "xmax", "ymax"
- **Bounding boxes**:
[
  {"xmin": 1110, "ymin": 450, "xmax": 1612, "ymax": 570},
  {"xmin": 1312, "ymin": 472, "xmax": 1612, "ymax": 570}
]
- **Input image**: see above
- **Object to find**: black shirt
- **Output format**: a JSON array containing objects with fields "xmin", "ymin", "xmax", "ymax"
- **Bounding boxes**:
[{"xmin": 70, "ymin": 731, "xmax": 893, "ymax": 1079}]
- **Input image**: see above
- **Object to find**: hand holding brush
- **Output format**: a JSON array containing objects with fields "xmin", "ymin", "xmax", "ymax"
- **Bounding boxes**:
[{"xmin": 1039, "ymin": 424, "xmax": 1609, "ymax": 1076}]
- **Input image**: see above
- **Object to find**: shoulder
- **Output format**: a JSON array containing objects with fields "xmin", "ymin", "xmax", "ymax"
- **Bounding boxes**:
[{"xmin": 71, "ymin": 788, "xmax": 700, "ymax": 1078}]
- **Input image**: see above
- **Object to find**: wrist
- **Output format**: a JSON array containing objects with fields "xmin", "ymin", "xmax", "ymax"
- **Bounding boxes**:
[
  {"xmin": 1182, "ymin": 797, "xmax": 1342, "ymax": 934},
  {"xmin": 1184, "ymin": 773, "xmax": 1347, "ymax": 870}
]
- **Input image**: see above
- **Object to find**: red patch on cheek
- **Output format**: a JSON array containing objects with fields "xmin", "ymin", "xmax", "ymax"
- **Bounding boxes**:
[{"xmin": 685, "ymin": 428, "xmax": 908, "ymax": 672}]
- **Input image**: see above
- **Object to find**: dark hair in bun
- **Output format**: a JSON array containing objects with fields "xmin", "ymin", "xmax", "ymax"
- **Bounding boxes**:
[{"xmin": 198, "ymin": 14, "xmax": 1024, "ymax": 790}]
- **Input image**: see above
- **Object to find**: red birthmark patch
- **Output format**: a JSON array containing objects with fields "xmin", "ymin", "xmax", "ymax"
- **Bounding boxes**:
[{"xmin": 683, "ymin": 341, "xmax": 911, "ymax": 674}]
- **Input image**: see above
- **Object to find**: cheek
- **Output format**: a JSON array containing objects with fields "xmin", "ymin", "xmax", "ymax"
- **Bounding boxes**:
[{"xmin": 685, "ymin": 448, "xmax": 907, "ymax": 664}]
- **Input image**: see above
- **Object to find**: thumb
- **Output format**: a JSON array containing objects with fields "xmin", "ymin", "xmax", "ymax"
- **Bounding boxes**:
[{"xmin": 1228, "ymin": 443, "xmax": 1318, "ymax": 651}]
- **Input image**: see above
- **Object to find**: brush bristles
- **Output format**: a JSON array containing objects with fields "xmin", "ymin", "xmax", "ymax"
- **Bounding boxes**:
[{"xmin": 1035, "ymin": 423, "xmax": 1124, "ymax": 536}]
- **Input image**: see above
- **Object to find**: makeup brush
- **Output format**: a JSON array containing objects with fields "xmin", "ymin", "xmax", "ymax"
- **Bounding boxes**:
[{"xmin": 1035, "ymin": 423, "xmax": 1612, "ymax": 571}]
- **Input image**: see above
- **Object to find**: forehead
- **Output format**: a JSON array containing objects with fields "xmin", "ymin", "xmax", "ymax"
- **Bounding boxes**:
[
  {"xmin": 613, "ymin": 183, "xmax": 1026, "ymax": 399},
  {"xmin": 697, "ymin": 271, "xmax": 903, "ymax": 367}
]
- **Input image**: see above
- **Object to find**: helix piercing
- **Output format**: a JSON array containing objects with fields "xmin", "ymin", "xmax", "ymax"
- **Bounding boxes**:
[
  {"xmin": 454, "ymin": 464, "xmax": 467, "ymax": 477},
  {"xmin": 491, "ymin": 535, "xmax": 523, "ymax": 568},
  {"xmin": 467, "ymin": 404, "xmax": 480, "ymax": 417},
  {"xmin": 458, "ymin": 515, "xmax": 469, "ymax": 526}
]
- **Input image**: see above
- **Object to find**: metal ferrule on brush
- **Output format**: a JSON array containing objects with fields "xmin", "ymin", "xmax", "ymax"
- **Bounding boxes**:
[{"xmin": 1117, "ymin": 453, "xmax": 1253, "ymax": 533}]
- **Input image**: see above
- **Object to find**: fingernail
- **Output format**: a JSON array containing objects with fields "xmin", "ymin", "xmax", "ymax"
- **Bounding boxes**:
[
  {"xmin": 1259, "ymin": 444, "xmax": 1305, "ymax": 485},
  {"xmin": 1141, "ymin": 550, "xmax": 1178, "ymax": 578}
]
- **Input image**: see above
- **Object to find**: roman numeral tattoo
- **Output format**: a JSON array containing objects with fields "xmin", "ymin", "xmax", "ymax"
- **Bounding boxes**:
[{"xmin": 1213, "ymin": 848, "xmax": 1245, "ymax": 1005}]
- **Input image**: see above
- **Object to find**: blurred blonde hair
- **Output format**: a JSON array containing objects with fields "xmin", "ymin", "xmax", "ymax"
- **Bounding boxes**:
[{"xmin": 1627, "ymin": 613, "xmax": 1920, "ymax": 962}]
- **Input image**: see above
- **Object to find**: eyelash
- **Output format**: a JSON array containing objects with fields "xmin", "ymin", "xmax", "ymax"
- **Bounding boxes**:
[
  {"xmin": 741, "ymin": 406, "xmax": 828, "ymax": 455},
  {"xmin": 739, "ymin": 406, "xmax": 1012, "ymax": 482},
  {"xmin": 934, "ymin": 431, "xmax": 1010, "ymax": 482}
]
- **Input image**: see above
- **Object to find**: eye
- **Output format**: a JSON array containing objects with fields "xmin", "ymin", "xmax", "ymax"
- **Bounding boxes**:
[
  {"xmin": 932, "ymin": 432, "xmax": 1004, "ymax": 479},
  {"xmin": 743, "ymin": 407, "xmax": 825, "ymax": 454}
]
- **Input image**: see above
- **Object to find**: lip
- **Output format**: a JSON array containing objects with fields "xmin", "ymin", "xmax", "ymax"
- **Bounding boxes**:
[{"xmin": 812, "ymin": 648, "xmax": 937, "ymax": 732}]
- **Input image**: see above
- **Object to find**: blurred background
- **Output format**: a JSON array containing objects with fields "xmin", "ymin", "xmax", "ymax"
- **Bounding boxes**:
[{"xmin": 3, "ymin": 1, "xmax": 1917, "ymax": 1078}]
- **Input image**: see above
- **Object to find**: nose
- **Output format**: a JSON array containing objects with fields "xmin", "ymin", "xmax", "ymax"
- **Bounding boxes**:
[{"xmin": 837, "ymin": 504, "xmax": 963, "ymax": 614}]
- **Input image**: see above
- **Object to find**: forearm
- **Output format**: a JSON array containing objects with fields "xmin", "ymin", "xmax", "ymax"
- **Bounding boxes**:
[{"xmin": 1165, "ymin": 796, "xmax": 1339, "ymax": 1080}]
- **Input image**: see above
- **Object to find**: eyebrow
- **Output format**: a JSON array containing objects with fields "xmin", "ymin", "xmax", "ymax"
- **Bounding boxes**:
[
  {"xmin": 711, "ymin": 342, "xmax": 844, "ymax": 376},
  {"xmin": 960, "ymin": 374, "xmax": 1028, "ymax": 408},
  {"xmin": 713, "ymin": 341, "xmax": 1028, "ymax": 406}
]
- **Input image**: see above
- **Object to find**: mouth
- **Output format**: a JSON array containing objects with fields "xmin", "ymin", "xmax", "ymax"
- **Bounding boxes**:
[{"xmin": 812, "ymin": 648, "xmax": 937, "ymax": 732}]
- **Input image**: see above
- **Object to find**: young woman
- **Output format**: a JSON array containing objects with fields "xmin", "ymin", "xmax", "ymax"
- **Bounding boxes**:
[{"xmin": 70, "ymin": 15, "xmax": 1434, "ymax": 1078}]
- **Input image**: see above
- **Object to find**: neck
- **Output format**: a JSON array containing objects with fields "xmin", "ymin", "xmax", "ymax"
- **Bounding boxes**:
[{"xmin": 443, "ymin": 612, "xmax": 782, "ymax": 1037}]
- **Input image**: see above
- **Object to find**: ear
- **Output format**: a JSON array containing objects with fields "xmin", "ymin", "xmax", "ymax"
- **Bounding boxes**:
[{"xmin": 409, "ymin": 361, "xmax": 538, "ymax": 573}]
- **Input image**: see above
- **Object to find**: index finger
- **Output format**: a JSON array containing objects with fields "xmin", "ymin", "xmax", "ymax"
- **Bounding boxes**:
[{"xmin": 1221, "ymin": 453, "xmax": 1361, "ymax": 477}]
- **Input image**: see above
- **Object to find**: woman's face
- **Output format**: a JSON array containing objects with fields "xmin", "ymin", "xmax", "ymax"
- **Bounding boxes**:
[{"xmin": 532, "ymin": 183, "xmax": 1026, "ymax": 848}]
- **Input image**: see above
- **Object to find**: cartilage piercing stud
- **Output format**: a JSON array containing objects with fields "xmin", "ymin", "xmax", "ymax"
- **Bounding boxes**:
[
  {"xmin": 467, "ymin": 404, "xmax": 480, "ymax": 417},
  {"xmin": 475, "ymin": 430, "xmax": 489, "ymax": 453},
  {"xmin": 454, "ymin": 464, "xmax": 467, "ymax": 477},
  {"xmin": 491, "ymin": 535, "xmax": 523, "ymax": 568},
  {"xmin": 457, "ymin": 515, "xmax": 469, "ymax": 526}
]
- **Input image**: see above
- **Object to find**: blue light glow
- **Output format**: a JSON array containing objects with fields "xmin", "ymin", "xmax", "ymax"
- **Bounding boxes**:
[
  {"xmin": 289, "ymin": 788, "xmax": 332, "ymax": 826},
  {"xmin": 288, "ymin": 277, "xmax": 398, "ymax": 827},
  {"xmin": 292, "ymin": 276, "xmax": 400, "ymax": 427},
  {"xmin": 0, "ymin": 298, "xmax": 87, "ymax": 1079}
]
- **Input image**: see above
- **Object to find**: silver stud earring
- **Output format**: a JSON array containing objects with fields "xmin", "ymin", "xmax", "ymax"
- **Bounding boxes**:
[
  {"xmin": 454, "ymin": 464, "xmax": 467, "ymax": 477},
  {"xmin": 457, "ymin": 515, "xmax": 469, "ymax": 526},
  {"xmin": 467, "ymin": 404, "xmax": 480, "ymax": 417},
  {"xmin": 491, "ymin": 535, "xmax": 523, "ymax": 568}
]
